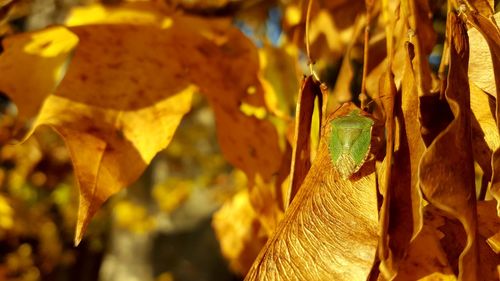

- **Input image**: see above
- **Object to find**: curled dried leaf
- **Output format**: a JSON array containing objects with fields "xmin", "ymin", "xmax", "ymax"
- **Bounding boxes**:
[{"xmin": 419, "ymin": 13, "xmax": 478, "ymax": 281}]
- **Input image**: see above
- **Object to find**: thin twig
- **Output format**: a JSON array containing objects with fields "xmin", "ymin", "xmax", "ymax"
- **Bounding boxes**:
[
  {"xmin": 305, "ymin": 0, "xmax": 319, "ymax": 81},
  {"xmin": 360, "ymin": 0, "xmax": 374, "ymax": 109}
]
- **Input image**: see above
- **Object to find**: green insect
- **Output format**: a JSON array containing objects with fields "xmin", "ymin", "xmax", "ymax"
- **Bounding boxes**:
[{"xmin": 328, "ymin": 109, "xmax": 374, "ymax": 179}]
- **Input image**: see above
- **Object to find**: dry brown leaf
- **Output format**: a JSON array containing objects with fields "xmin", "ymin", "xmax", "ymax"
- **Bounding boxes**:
[
  {"xmin": 331, "ymin": 15, "xmax": 365, "ymax": 104},
  {"xmin": 402, "ymin": 0, "xmax": 436, "ymax": 97},
  {"xmin": 248, "ymin": 175, "xmax": 284, "ymax": 236},
  {"xmin": 429, "ymin": 202, "xmax": 500, "ymax": 281},
  {"xmin": 37, "ymin": 24, "xmax": 203, "ymax": 244},
  {"xmin": 394, "ymin": 223, "xmax": 455, "ymax": 280},
  {"xmin": 467, "ymin": 0, "xmax": 494, "ymax": 18},
  {"xmin": 397, "ymin": 201, "xmax": 500, "ymax": 281},
  {"xmin": 377, "ymin": 68, "xmax": 396, "ymax": 276},
  {"xmin": 385, "ymin": 42, "xmax": 426, "ymax": 278},
  {"xmin": 419, "ymin": 13, "xmax": 478, "ymax": 281},
  {"xmin": 286, "ymin": 76, "xmax": 324, "ymax": 208},
  {"xmin": 245, "ymin": 103, "xmax": 379, "ymax": 281}
]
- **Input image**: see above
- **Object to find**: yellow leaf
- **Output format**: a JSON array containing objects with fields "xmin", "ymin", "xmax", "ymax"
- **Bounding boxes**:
[
  {"xmin": 65, "ymin": 2, "xmax": 169, "ymax": 27},
  {"xmin": 468, "ymin": 12, "xmax": 500, "ymax": 96},
  {"xmin": 0, "ymin": 26, "xmax": 78, "ymax": 128},
  {"xmin": 213, "ymin": 189, "xmax": 268, "ymax": 275},
  {"xmin": 34, "ymin": 87, "xmax": 193, "ymax": 244}
]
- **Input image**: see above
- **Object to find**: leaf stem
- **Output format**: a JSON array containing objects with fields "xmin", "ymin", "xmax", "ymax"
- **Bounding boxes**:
[
  {"xmin": 360, "ymin": 0, "xmax": 374, "ymax": 109},
  {"xmin": 305, "ymin": 0, "xmax": 320, "ymax": 81}
]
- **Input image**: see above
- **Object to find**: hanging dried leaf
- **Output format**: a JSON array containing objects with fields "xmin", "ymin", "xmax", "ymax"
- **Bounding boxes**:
[
  {"xmin": 331, "ymin": 15, "xmax": 365, "ymax": 104},
  {"xmin": 286, "ymin": 76, "xmax": 324, "ymax": 207},
  {"xmin": 467, "ymin": 0, "xmax": 494, "ymax": 18},
  {"xmin": 245, "ymin": 103, "xmax": 379, "ymax": 281},
  {"xmin": 466, "ymin": 11, "xmax": 500, "ymax": 213},
  {"xmin": 394, "ymin": 220, "xmax": 455, "ymax": 280},
  {"xmin": 470, "ymin": 83, "xmax": 499, "ymax": 198},
  {"xmin": 419, "ymin": 12, "xmax": 478, "ymax": 281},
  {"xmin": 402, "ymin": 0, "xmax": 436, "ymax": 97},
  {"xmin": 386, "ymin": 42, "xmax": 426, "ymax": 278},
  {"xmin": 467, "ymin": 12, "xmax": 500, "ymax": 96},
  {"xmin": 377, "ymin": 68, "xmax": 396, "ymax": 275}
]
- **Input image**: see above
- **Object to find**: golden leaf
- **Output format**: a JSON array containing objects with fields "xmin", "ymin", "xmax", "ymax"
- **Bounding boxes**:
[
  {"xmin": 0, "ymin": 26, "xmax": 78, "ymax": 129},
  {"xmin": 212, "ymin": 189, "xmax": 268, "ymax": 275},
  {"xmin": 466, "ymin": 10, "xmax": 500, "ymax": 217},
  {"xmin": 468, "ymin": 12, "xmax": 500, "ymax": 96}
]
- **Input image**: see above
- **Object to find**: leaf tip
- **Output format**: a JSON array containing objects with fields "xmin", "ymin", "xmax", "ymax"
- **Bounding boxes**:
[
  {"xmin": 73, "ymin": 213, "xmax": 89, "ymax": 247},
  {"xmin": 74, "ymin": 233, "xmax": 83, "ymax": 247}
]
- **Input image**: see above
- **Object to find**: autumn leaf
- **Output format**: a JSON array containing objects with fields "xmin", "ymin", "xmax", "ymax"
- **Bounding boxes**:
[
  {"xmin": 245, "ymin": 103, "xmax": 379, "ymax": 281},
  {"xmin": 212, "ymin": 189, "xmax": 268, "ymax": 275},
  {"xmin": 376, "ymin": 68, "xmax": 396, "ymax": 276},
  {"xmin": 467, "ymin": 12, "xmax": 500, "ymax": 96},
  {"xmin": 402, "ymin": 0, "xmax": 436, "ymax": 97},
  {"xmin": 394, "ymin": 219, "xmax": 456, "ymax": 280},
  {"xmin": 0, "ymin": 26, "xmax": 78, "ymax": 131},
  {"xmin": 70, "ymin": 4, "xmax": 285, "ymax": 184},
  {"xmin": 419, "ymin": 13, "xmax": 478, "ymax": 281},
  {"xmin": 331, "ymin": 15, "xmax": 365, "ymax": 105},
  {"xmin": 470, "ymin": 83, "xmax": 499, "ymax": 198},
  {"xmin": 466, "ymin": 11, "xmax": 500, "ymax": 214},
  {"xmin": 396, "ymin": 200, "xmax": 500, "ymax": 281},
  {"xmin": 286, "ymin": 76, "xmax": 325, "ymax": 208},
  {"xmin": 467, "ymin": 0, "xmax": 494, "ymax": 18},
  {"xmin": 385, "ymin": 42, "xmax": 426, "ymax": 279}
]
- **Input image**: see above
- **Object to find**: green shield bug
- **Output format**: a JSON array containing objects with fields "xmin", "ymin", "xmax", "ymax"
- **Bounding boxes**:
[{"xmin": 329, "ymin": 109, "xmax": 374, "ymax": 179}]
